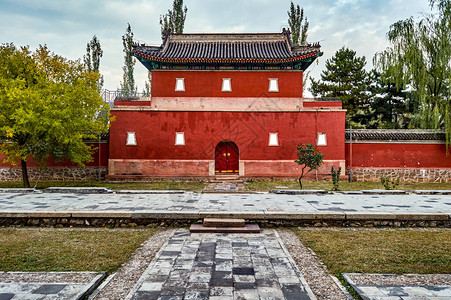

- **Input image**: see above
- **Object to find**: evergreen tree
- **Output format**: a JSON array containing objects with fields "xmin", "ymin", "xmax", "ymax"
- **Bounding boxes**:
[
  {"xmin": 287, "ymin": 1, "xmax": 309, "ymax": 45},
  {"xmin": 120, "ymin": 23, "xmax": 136, "ymax": 96},
  {"xmin": 374, "ymin": 0, "xmax": 451, "ymax": 147},
  {"xmin": 357, "ymin": 70, "xmax": 413, "ymax": 129},
  {"xmin": 160, "ymin": 0, "xmax": 188, "ymax": 40},
  {"xmin": 84, "ymin": 35, "xmax": 103, "ymax": 90},
  {"xmin": 310, "ymin": 47, "xmax": 369, "ymax": 126},
  {"xmin": 143, "ymin": 71, "xmax": 151, "ymax": 97}
]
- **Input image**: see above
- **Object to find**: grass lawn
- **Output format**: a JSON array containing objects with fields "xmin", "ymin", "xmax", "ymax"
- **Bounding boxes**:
[
  {"xmin": 0, "ymin": 228, "xmax": 157, "ymax": 273},
  {"xmin": 294, "ymin": 228, "xmax": 451, "ymax": 275},
  {"xmin": 0, "ymin": 179, "xmax": 449, "ymax": 192},
  {"xmin": 0, "ymin": 180, "xmax": 207, "ymax": 192},
  {"xmin": 246, "ymin": 180, "xmax": 451, "ymax": 191}
]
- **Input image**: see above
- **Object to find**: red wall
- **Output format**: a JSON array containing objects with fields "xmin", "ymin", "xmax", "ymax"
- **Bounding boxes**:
[
  {"xmin": 151, "ymin": 70, "xmax": 303, "ymax": 98},
  {"xmin": 345, "ymin": 143, "xmax": 451, "ymax": 168},
  {"xmin": 109, "ymin": 110, "xmax": 345, "ymax": 161},
  {"xmin": 303, "ymin": 101, "xmax": 342, "ymax": 108},
  {"xmin": 0, "ymin": 143, "xmax": 109, "ymax": 168}
]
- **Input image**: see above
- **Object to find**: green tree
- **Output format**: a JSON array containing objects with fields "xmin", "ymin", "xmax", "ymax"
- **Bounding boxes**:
[
  {"xmin": 120, "ymin": 23, "xmax": 136, "ymax": 96},
  {"xmin": 287, "ymin": 1, "xmax": 309, "ymax": 45},
  {"xmin": 160, "ymin": 0, "xmax": 188, "ymax": 40},
  {"xmin": 0, "ymin": 44, "xmax": 110, "ymax": 187},
  {"xmin": 374, "ymin": 0, "xmax": 451, "ymax": 147},
  {"xmin": 310, "ymin": 47, "xmax": 369, "ymax": 126},
  {"xmin": 84, "ymin": 35, "xmax": 104, "ymax": 90},
  {"xmin": 354, "ymin": 70, "xmax": 413, "ymax": 129},
  {"xmin": 294, "ymin": 143, "xmax": 324, "ymax": 189},
  {"xmin": 143, "ymin": 71, "xmax": 151, "ymax": 97}
]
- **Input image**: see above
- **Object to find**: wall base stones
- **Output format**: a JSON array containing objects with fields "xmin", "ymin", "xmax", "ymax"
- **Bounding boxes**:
[
  {"xmin": 0, "ymin": 217, "xmax": 449, "ymax": 228},
  {"xmin": 348, "ymin": 168, "xmax": 451, "ymax": 183},
  {"xmin": 0, "ymin": 167, "xmax": 107, "ymax": 181}
]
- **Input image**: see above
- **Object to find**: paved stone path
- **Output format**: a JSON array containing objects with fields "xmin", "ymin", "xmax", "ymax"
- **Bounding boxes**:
[
  {"xmin": 0, "ymin": 190, "xmax": 450, "ymax": 217},
  {"xmin": 343, "ymin": 273, "xmax": 451, "ymax": 299},
  {"xmin": 0, "ymin": 272, "xmax": 104, "ymax": 300},
  {"xmin": 126, "ymin": 229, "xmax": 315, "ymax": 300}
]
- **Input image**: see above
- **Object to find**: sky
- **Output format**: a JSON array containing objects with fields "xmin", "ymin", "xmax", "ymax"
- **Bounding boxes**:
[{"xmin": 0, "ymin": 0, "xmax": 432, "ymax": 96}]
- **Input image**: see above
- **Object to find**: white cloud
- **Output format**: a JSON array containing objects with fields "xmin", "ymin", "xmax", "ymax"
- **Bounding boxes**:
[{"xmin": 0, "ymin": 0, "xmax": 432, "ymax": 93}]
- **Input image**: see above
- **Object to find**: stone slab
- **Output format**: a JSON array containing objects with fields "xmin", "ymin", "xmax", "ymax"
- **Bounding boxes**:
[
  {"xmin": 361, "ymin": 189, "xmax": 408, "ymax": 194},
  {"xmin": 270, "ymin": 189, "xmax": 329, "ymax": 194},
  {"xmin": 343, "ymin": 273, "xmax": 451, "ymax": 300},
  {"xmin": 264, "ymin": 212, "xmax": 346, "ymax": 220},
  {"xmin": 44, "ymin": 187, "xmax": 113, "ymax": 194},
  {"xmin": 0, "ymin": 272, "xmax": 105, "ymax": 300},
  {"xmin": 414, "ymin": 190, "xmax": 451, "ymax": 195},
  {"xmin": 189, "ymin": 223, "xmax": 260, "ymax": 233},
  {"xmin": 0, "ymin": 188, "xmax": 39, "ymax": 194},
  {"xmin": 125, "ymin": 229, "xmax": 316, "ymax": 300},
  {"xmin": 115, "ymin": 190, "xmax": 185, "ymax": 194},
  {"xmin": 203, "ymin": 218, "xmax": 245, "ymax": 227}
]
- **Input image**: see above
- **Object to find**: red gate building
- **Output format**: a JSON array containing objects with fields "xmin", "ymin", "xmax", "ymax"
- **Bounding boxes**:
[{"xmin": 107, "ymin": 30, "xmax": 346, "ymax": 180}]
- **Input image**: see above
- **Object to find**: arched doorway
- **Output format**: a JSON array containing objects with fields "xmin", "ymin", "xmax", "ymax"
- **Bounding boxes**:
[{"xmin": 215, "ymin": 141, "xmax": 239, "ymax": 174}]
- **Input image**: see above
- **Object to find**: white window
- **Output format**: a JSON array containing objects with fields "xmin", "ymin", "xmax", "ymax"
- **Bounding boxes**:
[
  {"xmin": 175, "ymin": 78, "xmax": 185, "ymax": 91},
  {"xmin": 317, "ymin": 133, "xmax": 327, "ymax": 146},
  {"xmin": 268, "ymin": 78, "xmax": 279, "ymax": 92},
  {"xmin": 126, "ymin": 132, "xmax": 137, "ymax": 146},
  {"xmin": 222, "ymin": 78, "xmax": 232, "ymax": 92},
  {"xmin": 268, "ymin": 133, "xmax": 279, "ymax": 146},
  {"xmin": 175, "ymin": 132, "xmax": 185, "ymax": 146}
]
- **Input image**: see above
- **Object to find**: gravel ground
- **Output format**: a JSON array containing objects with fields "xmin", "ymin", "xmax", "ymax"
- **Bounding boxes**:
[
  {"xmin": 0, "ymin": 271, "xmax": 99, "ymax": 283},
  {"xmin": 277, "ymin": 228, "xmax": 349, "ymax": 300},
  {"xmin": 346, "ymin": 273, "xmax": 451, "ymax": 286},
  {"xmin": 92, "ymin": 227, "xmax": 174, "ymax": 300}
]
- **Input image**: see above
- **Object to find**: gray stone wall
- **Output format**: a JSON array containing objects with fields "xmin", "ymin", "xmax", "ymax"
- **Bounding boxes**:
[
  {"xmin": 349, "ymin": 168, "xmax": 451, "ymax": 183},
  {"xmin": 0, "ymin": 167, "xmax": 107, "ymax": 181}
]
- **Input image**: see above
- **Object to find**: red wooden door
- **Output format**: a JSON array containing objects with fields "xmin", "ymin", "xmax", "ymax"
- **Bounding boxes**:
[{"xmin": 215, "ymin": 141, "xmax": 239, "ymax": 173}]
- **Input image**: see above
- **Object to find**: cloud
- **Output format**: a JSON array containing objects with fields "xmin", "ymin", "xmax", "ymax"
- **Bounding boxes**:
[{"xmin": 0, "ymin": 0, "xmax": 432, "ymax": 92}]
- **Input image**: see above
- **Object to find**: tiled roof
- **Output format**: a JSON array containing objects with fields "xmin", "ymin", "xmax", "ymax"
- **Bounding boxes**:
[
  {"xmin": 345, "ymin": 129, "xmax": 446, "ymax": 141},
  {"xmin": 132, "ymin": 30, "xmax": 322, "ymax": 67}
]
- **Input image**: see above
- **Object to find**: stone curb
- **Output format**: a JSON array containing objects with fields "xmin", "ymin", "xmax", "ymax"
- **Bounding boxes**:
[
  {"xmin": 78, "ymin": 272, "xmax": 107, "ymax": 300},
  {"xmin": 44, "ymin": 187, "xmax": 113, "ymax": 194},
  {"xmin": 270, "ymin": 189, "xmax": 329, "ymax": 194},
  {"xmin": 0, "ymin": 211, "xmax": 449, "ymax": 221},
  {"xmin": 115, "ymin": 190, "xmax": 185, "ymax": 194},
  {"xmin": 344, "ymin": 212, "xmax": 450, "ymax": 220},
  {"xmin": 361, "ymin": 189, "xmax": 408, "ymax": 195},
  {"xmin": 0, "ymin": 188, "xmax": 40, "ymax": 193},
  {"xmin": 413, "ymin": 190, "xmax": 451, "ymax": 195},
  {"xmin": 264, "ymin": 212, "xmax": 346, "ymax": 220}
]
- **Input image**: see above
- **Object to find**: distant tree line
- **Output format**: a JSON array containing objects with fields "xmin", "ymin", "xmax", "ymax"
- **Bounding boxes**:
[{"xmin": 310, "ymin": 0, "xmax": 451, "ymax": 149}]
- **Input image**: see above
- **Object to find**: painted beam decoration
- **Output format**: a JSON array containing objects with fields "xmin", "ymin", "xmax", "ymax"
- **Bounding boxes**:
[{"xmin": 132, "ymin": 29, "xmax": 322, "ymax": 70}]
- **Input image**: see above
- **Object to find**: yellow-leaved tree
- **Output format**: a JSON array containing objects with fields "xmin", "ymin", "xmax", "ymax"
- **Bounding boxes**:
[{"xmin": 0, "ymin": 43, "xmax": 110, "ymax": 187}]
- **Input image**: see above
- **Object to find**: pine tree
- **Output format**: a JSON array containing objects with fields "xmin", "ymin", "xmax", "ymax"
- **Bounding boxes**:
[
  {"xmin": 374, "ymin": 0, "xmax": 451, "ymax": 148},
  {"xmin": 120, "ymin": 23, "xmax": 136, "ymax": 96},
  {"xmin": 160, "ymin": 0, "xmax": 188, "ymax": 40},
  {"xmin": 287, "ymin": 1, "xmax": 309, "ymax": 45},
  {"xmin": 360, "ymin": 70, "xmax": 413, "ymax": 129},
  {"xmin": 84, "ymin": 35, "xmax": 103, "ymax": 90},
  {"xmin": 310, "ymin": 47, "xmax": 369, "ymax": 126}
]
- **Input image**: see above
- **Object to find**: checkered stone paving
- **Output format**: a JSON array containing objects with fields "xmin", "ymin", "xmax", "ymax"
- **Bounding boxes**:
[
  {"xmin": 343, "ymin": 273, "xmax": 451, "ymax": 300},
  {"xmin": 126, "ymin": 229, "xmax": 315, "ymax": 300},
  {"xmin": 0, "ymin": 272, "xmax": 105, "ymax": 300}
]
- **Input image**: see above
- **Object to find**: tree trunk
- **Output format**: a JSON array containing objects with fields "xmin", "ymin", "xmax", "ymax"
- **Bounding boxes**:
[
  {"xmin": 298, "ymin": 176, "xmax": 303, "ymax": 190},
  {"xmin": 21, "ymin": 159, "xmax": 30, "ymax": 188}
]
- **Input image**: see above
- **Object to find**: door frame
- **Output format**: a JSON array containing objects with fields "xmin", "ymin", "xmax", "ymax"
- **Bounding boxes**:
[{"xmin": 214, "ymin": 140, "xmax": 239, "ymax": 174}]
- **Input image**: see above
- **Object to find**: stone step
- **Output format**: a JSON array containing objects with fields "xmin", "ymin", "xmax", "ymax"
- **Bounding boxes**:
[
  {"xmin": 209, "ymin": 179, "xmax": 244, "ymax": 183},
  {"xmin": 203, "ymin": 218, "xmax": 245, "ymax": 227},
  {"xmin": 189, "ymin": 224, "xmax": 260, "ymax": 233}
]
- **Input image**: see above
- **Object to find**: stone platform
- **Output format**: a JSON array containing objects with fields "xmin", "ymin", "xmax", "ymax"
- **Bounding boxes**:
[{"xmin": 0, "ymin": 189, "xmax": 450, "ymax": 227}]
